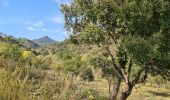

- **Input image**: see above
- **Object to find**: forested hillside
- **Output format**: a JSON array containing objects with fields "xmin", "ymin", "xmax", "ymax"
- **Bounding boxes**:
[
  {"xmin": 18, "ymin": 38, "xmax": 40, "ymax": 49},
  {"xmin": 33, "ymin": 36, "xmax": 56, "ymax": 46}
]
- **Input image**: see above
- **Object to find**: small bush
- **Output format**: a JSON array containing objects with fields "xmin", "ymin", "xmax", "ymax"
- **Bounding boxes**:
[
  {"xmin": 75, "ymin": 88, "xmax": 108, "ymax": 100},
  {"xmin": 60, "ymin": 55, "xmax": 81, "ymax": 76},
  {"xmin": 29, "ymin": 68, "xmax": 46, "ymax": 82},
  {"xmin": 80, "ymin": 68, "xmax": 94, "ymax": 82},
  {"xmin": 31, "ymin": 55, "xmax": 51, "ymax": 70}
]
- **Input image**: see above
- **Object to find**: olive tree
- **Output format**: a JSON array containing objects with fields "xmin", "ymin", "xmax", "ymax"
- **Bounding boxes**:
[{"xmin": 61, "ymin": 0, "xmax": 170, "ymax": 99}]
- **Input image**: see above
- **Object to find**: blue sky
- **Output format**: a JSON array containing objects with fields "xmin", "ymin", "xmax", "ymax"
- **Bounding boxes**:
[{"xmin": 0, "ymin": 0, "xmax": 70, "ymax": 41}]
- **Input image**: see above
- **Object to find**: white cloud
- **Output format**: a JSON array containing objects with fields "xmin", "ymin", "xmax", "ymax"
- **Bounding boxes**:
[
  {"xmin": 33, "ymin": 21, "xmax": 44, "ymax": 28},
  {"xmin": 26, "ymin": 26, "xmax": 34, "ymax": 31},
  {"xmin": 22, "ymin": 19, "xmax": 66, "ymax": 36},
  {"xmin": 24, "ymin": 21, "xmax": 44, "ymax": 28},
  {"xmin": 51, "ymin": 16, "xmax": 64, "ymax": 24},
  {"xmin": 24, "ymin": 20, "xmax": 45, "ymax": 31},
  {"xmin": 41, "ymin": 28, "xmax": 47, "ymax": 32}
]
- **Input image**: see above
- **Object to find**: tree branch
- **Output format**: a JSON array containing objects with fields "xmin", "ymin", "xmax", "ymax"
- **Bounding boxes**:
[
  {"xmin": 132, "ymin": 66, "xmax": 147, "ymax": 85},
  {"xmin": 127, "ymin": 59, "xmax": 132, "ymax": 82},
  {"xmin": 136, "ymin": 67, "xmax": 148, "ymax": 84},
  {"xmin": 120, "ymin": 68, "xmax": 128, "ymax": 83},
  {"xmin": 106, "ymin": 46, "xmax": 125, "ymax": 80}
]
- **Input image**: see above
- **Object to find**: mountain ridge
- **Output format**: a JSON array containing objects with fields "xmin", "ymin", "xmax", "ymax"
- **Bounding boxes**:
[{"xmin": 33, "ymin": 36, "xmax": 56, "ymax": 46}]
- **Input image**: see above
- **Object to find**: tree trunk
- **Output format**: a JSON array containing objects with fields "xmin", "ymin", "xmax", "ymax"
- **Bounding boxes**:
[
  {"xmin": 107, "ymin": 77, "xmax": 112, "ymax": 96},
  {"xmin": 120, "ymin": 83, "xmax": 134, "ymax": 100},
  {"xmin": 111, "ymin": 77, "xmax": 121, "ymax": 100}
]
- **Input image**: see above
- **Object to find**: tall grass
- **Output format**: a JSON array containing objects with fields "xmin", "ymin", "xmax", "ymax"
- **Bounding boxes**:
[{"xmin": 0, "ymin": 69, "xmax": 33, "ymax": 100}]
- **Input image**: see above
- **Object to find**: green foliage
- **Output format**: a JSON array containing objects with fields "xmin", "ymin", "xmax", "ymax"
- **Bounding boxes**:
[
  {"xmin": 42, "ymin": 55, "xmax": 52, "ymax": 69},
  {"xmin": 123, "ymin": 36, "xmax": 152, "ymax": 65},
  {"xmin": 31, "ymin": 56, "xmax": 43, "ymax": 69},
  {"xmin": 79, "ymin": 24, "xmax": 107, "ymax": 44},
  {"xmin": 0, "ymin": 43, "xmax": 22, "ymax": 61},
  {"xmin": 81, "ymin": 54, "xmax": 91, "ymax": 63},
  {"xmin": 90, "ymin": 56, "xmax": 113, "ymax": 77},
  {"xmin": 151, "ymin": 75, "xmax": 167, "ymax": 85},
  {"xmin": 30, "ymin": 55, "xmax": 52, "ymax": 70},
  {"xmin": 77, "ymin": 88, "xmax": 107, "ymax": 100},
  {"xmin": 28, "ymin": 68, "xmax": 45, "ymax": 82},
  {"xmin": 80, "ymin": 67, "xmax": 94, "ymax": 81},
  {"xmin": 62, "ymin": 55, "xmax": 81, "ymax": 76},
  {"xmin": 0, "ymin": 1, "xmax": 169, "ymax": 99},
  {"xmin": 56, "ymin": 50, "xmax": 72, "ymax": 60},
  {"xmin": 116, "ymin": 46, "xmax": 128, "ymax": 69},
  {"xmin": 83, "ymin": 89, "xmax": 99, "ymax": 100},
  {"xmin": 41, "ymin": 50, "xmax": 49, "ymax": 56},
  {"xmin": 61, "ymin": 0, "xmax": 170, "ymax": 99},
  {"xmin": 61, "ymin": 0, "xmax": 170, "ymax": 77},
  {"xmin": 116, "ymin": 0, "xmax": 166, "ymax": 37}
]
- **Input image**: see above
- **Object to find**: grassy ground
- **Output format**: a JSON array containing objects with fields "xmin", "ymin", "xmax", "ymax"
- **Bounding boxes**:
[
  {"xmin": 78, "ymin": 78, "xmax": 170, "ymax": 100},
  {"xmin": 45, "ymin": 68, "xmax": 170, "ymax": 100},
  {"xmin": 128, "ymin": 84, "xmax": 170, "ymax": 100},
  {"xmin": 1, "ymin": 67, "xmax": 170, "ymax": 100}
]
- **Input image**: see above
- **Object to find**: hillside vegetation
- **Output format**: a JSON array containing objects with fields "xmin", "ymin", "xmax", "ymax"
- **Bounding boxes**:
[
  {"xmin": 0, "ymin": 0, "xmax": 170, "ymax": 100},
  {"xmin": 0, "ymin": 32, "xmax": 170, "ymax": 100}
]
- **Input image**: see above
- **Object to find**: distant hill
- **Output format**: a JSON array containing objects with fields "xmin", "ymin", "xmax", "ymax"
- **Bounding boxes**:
[
  {"xmin": 19, "ymin": 38, "xmax": 40, "ymax": 49},
  {"xmin": 33, "ymin": 36, "xmax": 56, "ymax": 46},
  {"xmin": 0, "ymin": 33, "xmax": 39, "ymax": 50},
  {"xmin": 0, "ymin": 33, "xmax": 56, "ymax": 48}
]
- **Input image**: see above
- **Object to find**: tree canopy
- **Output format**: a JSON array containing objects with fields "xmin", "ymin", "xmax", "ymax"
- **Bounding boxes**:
[{"xmin": 61, "ymin": 0, "xmax": 170, "ymax": 99}]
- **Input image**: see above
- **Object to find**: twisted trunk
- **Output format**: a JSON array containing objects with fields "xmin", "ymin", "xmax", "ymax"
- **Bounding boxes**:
[
  {"xmin": 111, "ymin": 77, "xmax": 121, "ymax": 100},
  {"xmin": 120, "ymin": 83, "xmax": 134, "ymax": 100}
]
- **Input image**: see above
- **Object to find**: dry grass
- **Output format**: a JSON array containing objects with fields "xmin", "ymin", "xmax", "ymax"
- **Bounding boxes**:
[
  {"xmin": 73, "ymin": 77, "xmax": 170, "ymax": 100},
  {"xmin": 47, "ymin": 67, "xmax": 170, "ymax": 100},
  {"xmin": 0, "ymin": 66, "xmax": 170, "ymax": 100},
  {"xmin": 128, "ymin": 83, "xmax": 170, "ymax": 100}
]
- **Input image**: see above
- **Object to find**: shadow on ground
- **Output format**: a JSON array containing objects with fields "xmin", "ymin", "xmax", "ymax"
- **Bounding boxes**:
[{"xmin": 147, "ymin": 91, "xmax": 170, "ymax": 97}]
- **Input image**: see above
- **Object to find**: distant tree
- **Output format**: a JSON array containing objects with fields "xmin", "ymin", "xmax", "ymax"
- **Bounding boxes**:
[
  {"xmin": 61, "ymin": 0, "xmax": 170, "ymax": 99},
  {"xmin": 22, "ymin": 51, "xmax": 33, "ymax": 68},
  {"xmin": 0, "ymin": 43, "xmax": 22, "ymax": 61}
]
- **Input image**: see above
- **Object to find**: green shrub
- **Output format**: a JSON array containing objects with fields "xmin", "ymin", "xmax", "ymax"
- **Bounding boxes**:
[
  {"xmin": 61, "ymin": 55, "xmax": 81, "ymax": 76},
  {"xmin": 28, "ymin": 68, "xmax": 46, "ymax": 83},
  {"xmin": 75, "ymin": 88, "xmax": 108, "ymax": 100},
  {"xmin": 31, "ymin": 55, "xmax": 51, "ymax": 70},
  {"xmin": 80, "ymin": 67, "xmax": 94, "ymax": 82},
  {"xmin": 0, "ymin": 43, "xmax": 22, "ymax": 61},
  {"xmin": 148, "ymin": 75, "xmax": 168, "ymax": 86},
  {"xmin": 56, "ymin": 50, "xmax": 72, "ymax": 60}
]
